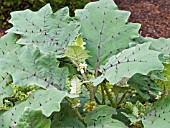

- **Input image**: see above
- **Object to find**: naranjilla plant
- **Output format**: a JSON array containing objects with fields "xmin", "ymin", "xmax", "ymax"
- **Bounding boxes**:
[{"xmin": 0, "ymin": 0, "xmax": 170, "ymax": 127}]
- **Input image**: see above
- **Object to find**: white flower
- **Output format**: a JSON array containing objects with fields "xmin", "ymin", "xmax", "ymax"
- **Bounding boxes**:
[
  {"xmin": 78, "ymin": 62, "xmax": 87, "ymax": 74},
  {"xmin": 79, "ymin": 62, "xmax": 87, "ymax": 69}
]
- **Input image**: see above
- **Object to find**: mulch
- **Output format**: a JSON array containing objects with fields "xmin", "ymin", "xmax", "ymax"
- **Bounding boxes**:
[
  {"xmin": 115, "ymin": 0, "xmax": 170, "ymax": 38},
  {"xmin": 0, "ymin": 29, "xmax": 4, "ymax": 37},
  {"xmin": 1, "ymin": 0, "xmax": 170, "ymax": 38}
]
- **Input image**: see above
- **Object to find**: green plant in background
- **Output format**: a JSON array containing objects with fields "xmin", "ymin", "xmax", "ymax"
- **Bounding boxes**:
[
  {"xmin": 0, "ymin": 0, "xmax": 170, "ymax": 127},
  {"xmin": 1, "ymin": 84, "xmax": 40, "ymax": 110},
  {"xmin": 0, "ymin": 0, "xmax": 91, "ymax": 30}
]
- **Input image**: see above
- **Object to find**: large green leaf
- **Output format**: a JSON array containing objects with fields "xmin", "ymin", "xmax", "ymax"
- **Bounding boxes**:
[
  {"xmin": 84, "ymin": 105, "xmax": 128, "ymax": 128},
  {"xmin": 0, "ymin": 72, "xmax": 13, "ymax": 106},
  {"xmin": 0, "ymin": 46, "xmax": 69, "ymax": 90},
  {"xmin": 148, "ymin": 37, "xmax": 170, "ymax": 57},
  {"xmin": 51, "ymin": 103, "xmax": 84, "ymax": 128},
  {"xmin": 7, "ymin": 4, "xmax": 80, "ymax": 57},
  {"xmin": 75, "ymin": 0, "xmax": 140, "ymax": 71},
  {"xmin": 0, "ymin": 33, "xmax": 18, "ymax": 106},
  {"xmin": 151, "ymin": 58, "xmax": 170, "ymax": 90},
  {"xmin": 0, "ymin": 88, "xmax": 67, "ymax": 128},
  {"xmin": 124, "ymin": 94, "xmax": 170, "ymax": 128},
  {"xmin": 162, "ymin": 63, "xmax": 170, "ymax": 80},
  {"xmin": 128, "ymin": 74, "xmax": 162, "ymax": 100},
  {"xmin": 134, "ymin": 36, "xmax": 170, "ymax": 57},
  {"xmin": 93, "ymin": 43, "xmax": 164, "ymax": 86},
  {"xmin": 155, "ymin": 80, "xmax": 170, "ymax": 91},
  {"xmin": 15, "ymin": 108, "xmax": 51, "ymax": 128},
  {"xmin": 84, "ymin": 105, "xmax": 117, "ymax": 122},
  {"xmin": 87, "ymin": 115, "xmax": 128, "ymax": 128},
  {"xmin": 0, "ymin": 33, "xmax": 18, "ymax": 55},
  {"xmin": 51, "ymin": 105, "xmax": 127, "ymax": 128}
]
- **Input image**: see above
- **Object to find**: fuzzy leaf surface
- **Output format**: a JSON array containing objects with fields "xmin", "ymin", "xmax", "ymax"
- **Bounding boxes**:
[
  {"xmin": 148, "ymin": 37, "xmax": 170, "ymax": 57},
  {"xmin": 134, "ymin": 36, "xmax": 170, "ymax": 57},
  {"xmin": 84, "ymin": 105, "xmax": 127, "ymax": 128},
  {"xmin": 84, "ymin": 105, "xmax": 117, "ymax": 121},
  {"xmin": 0, "ymin": 33, "xmax": 19, "ymax": 68},
  {"xmin": 65, "ymin": 46, "xmax": 90, "ymax": 63},
  {"xmin": 0, "ymin": 89, "xmax": 67, "ymax": 128},
  {"xmin": 128, "ymin": 74, "xmax": 161, "ymax": 100},
  {"xmin": 15, "ymin": 107, "xmax": 51, "ymax": 128},
  {"xmin": 75, "ymin": 0, "xmax": 140, "ymax": 70},
  {"xmin": 1, "ymin": 46, "xmax": 69, "ymax": 90},
  {"xmin": 152, "ymin": 58, "xmax": 170, "ymax": 90},
  {"xmin": 74, "ymin": 35, "xmax": 86, "ymax": 49},
  {"xmin": 87, "ymin": 116, "xmax": 128, "ymax": 128},
  {"xmin": 124, "ymin": 94, "xmax": 170, "ymax": 128},
  {"xmin": 51, "ymin": 103, "xmax": 84, "ymax": 128},
  {"xmin": 93, "ymin": 43, "xmax": 164, "ymax": 86},
  {"xmin": 0, "ymin": 33, "xmax": 18, "ymax": 106},
  {"xmin": 7, "ymin": 4, "xmax": 80, "ymax": 57},
  {"xmin": 0, "ymin": 72, "xmax": 13, "ymax": 106}
]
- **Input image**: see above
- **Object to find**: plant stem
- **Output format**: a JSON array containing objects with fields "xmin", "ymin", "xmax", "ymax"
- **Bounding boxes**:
[
  {"xmin": 65, "ymin": 97, "xmax": 86, "ymax": 127},
  {"xmin": 95, "ymin": 69, "xmax": 98, "ymax": 78},
  {"xmin": 101, "ymin": 84, "xmax": 106, "ymax": 104},
  {"xmin": 65, "ymin": 97, "xmax": 72, "ymax": 104},
  {"xmin": 74, "ymin": 107, "xmax": 87, "ymax": 126},
  {"xmin": 117, "ymin": 90, "xmax": 129, "ymax": 106},
  {"xmin": 94, "ymin": 96, "xmax": 102, "ymax": 105},
  {"xmin": 89, "ymin": 86, "xmax": 95, "ymax": 101},
  {"xmin": 103, "ymin": 84, "xmax": 116, "ymax": 108},
  {"xmin": 83, "ymin": 83, "xmax": 95, "ymax": 102},
  {"xmin": 81, "ymin": 70, "xmax": 95, "ymax": 101},
  {"xmin": 115, "ymin": 94, "xmax": 118, "ymax": 107}
]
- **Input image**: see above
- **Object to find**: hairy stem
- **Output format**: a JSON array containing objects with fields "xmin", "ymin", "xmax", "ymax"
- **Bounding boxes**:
[
  {"xmin": 117, "ymin": 90, "xmax": 129, "ymax": 106},
  {"xmin": 74, "ymin": 107, "xmax": 87, "ymax": 126},
  {"xmin": 89, "ymin": 85, "xmax": 95, "ymax": 101},
  {"xmin": 81, "ymin": 70, "xmax": 95, "ymax": 101},
  {"xmin": 103, "ymin": 84, "xmax": 116, "ymax": 108},
  {"xmin": 94, "ymin": 96, "xmax": 102, "ymax": 105},
  {"xmin": 101, "ymin": 84, "xmax": 106, "ymax": 104},
  {"xmin": 115, "ymin": 94, "xmax": 118, "ymax": 107},
  {"xmin": 65, "ymin": 97, "xmax": 86, "ymax": 126}
]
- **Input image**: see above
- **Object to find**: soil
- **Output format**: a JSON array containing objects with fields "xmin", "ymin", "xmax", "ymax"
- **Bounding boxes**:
[
  {"xmin": 0, "ymin": 29, "xmax": 4, "ymax": 37},
  {"xmin": 114, "ymin": 0, "xmax": 170, "ymax": 38},
  {"xmin": 0, "ymin": 0, "xmax": 170, "ymax": 38}
]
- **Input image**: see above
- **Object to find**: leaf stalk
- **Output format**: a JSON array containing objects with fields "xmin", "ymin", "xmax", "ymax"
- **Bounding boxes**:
[{"xmin": 103, "ymin": 84, "xmax": 116, "ymax": 108}]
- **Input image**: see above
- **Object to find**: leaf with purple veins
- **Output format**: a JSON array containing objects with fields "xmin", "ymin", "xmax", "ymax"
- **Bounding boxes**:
[
  {"xmin": 75, "ymin": 0, "xmax": 141, "ymax": 72},
  {"xmin": 1, "ymin": 46, "xmax": 69, "ymax": 90},
  {"xmin": 7, "ymin": 4, "xmax": 80, "ymax": 58},
  {"xmin": 93, "ymin": 43, "xmax": 164, "ymax": 86}
]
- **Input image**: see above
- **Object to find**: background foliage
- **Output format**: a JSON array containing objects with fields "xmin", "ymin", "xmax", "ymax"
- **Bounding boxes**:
[{"xmin": 0, "ymin": 0, "xmax": 92, "ymax": 30}]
